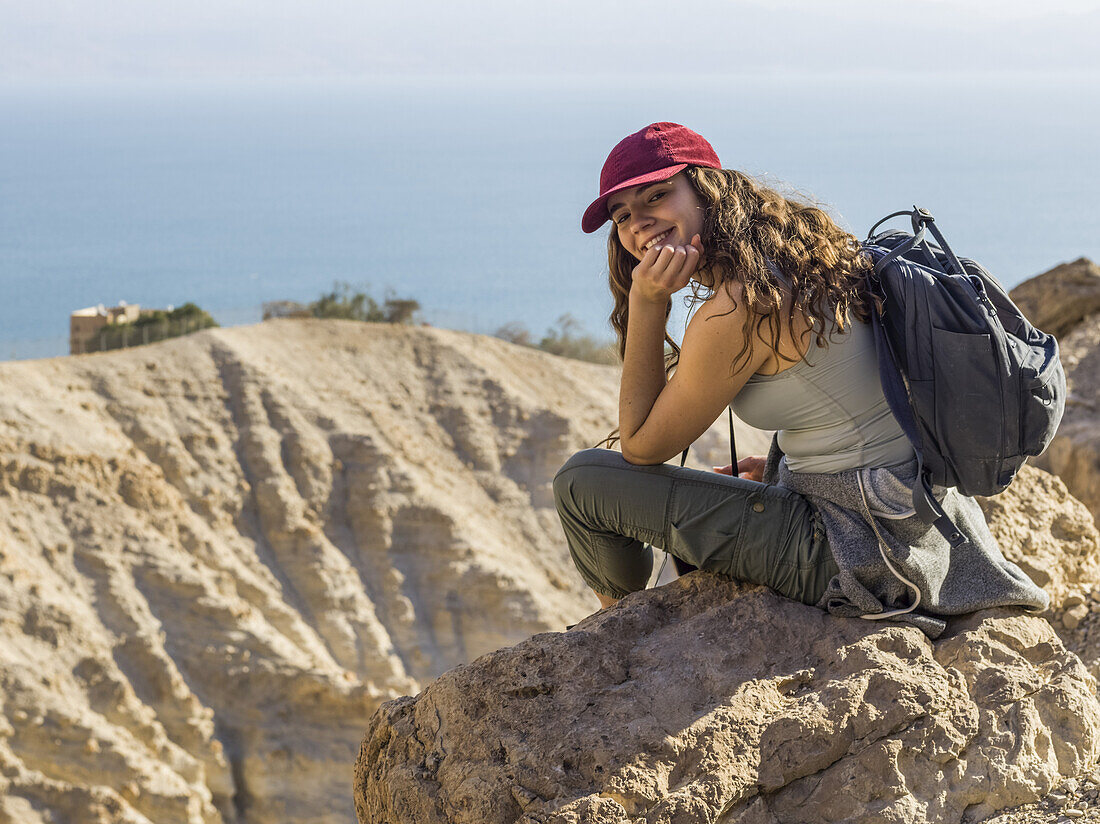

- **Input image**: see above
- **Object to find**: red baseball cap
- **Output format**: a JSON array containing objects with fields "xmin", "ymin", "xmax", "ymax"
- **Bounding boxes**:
[{"xmin": 581, "ymin": 122, "xmax": 721, "ymax": 234}]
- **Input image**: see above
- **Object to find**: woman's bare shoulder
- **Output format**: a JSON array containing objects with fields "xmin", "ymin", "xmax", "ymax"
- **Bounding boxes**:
[
  {"xmin": 680, "ymin": 280, "xmax": 775, "ymax": 379},
  {"xmin": 692, "ymin": 281, "xmax": 748, "ymax": 324}
]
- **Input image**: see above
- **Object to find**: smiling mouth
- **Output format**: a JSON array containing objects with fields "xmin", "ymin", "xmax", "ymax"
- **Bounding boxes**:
[{"xmin": 643, "ymin": 230, "xmax": 671, "ymax": 251}]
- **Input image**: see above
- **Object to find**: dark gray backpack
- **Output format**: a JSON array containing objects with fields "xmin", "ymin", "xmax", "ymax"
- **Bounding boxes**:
[{"xmin": 863, "ymin": 208, "xmax": 1065, "ymax": 547}]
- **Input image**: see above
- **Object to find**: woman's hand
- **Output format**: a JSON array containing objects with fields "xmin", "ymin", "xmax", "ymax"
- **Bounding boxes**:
[
  {"xmin": 712, "ymin": 455, "xmax": 767, "ymax": 482},
  {"xmin": 629, "ymin": 234, "xmax": 701, "ymax": 305}
]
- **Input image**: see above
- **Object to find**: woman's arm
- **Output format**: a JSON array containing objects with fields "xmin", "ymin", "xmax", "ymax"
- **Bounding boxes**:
[{"xmin": 619, "ymin": 244, "xmax": 773, "ymax": 465}]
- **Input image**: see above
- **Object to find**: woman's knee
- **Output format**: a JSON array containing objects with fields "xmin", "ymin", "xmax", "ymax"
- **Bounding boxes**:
[
  {"xmin": 555, "ymin": 447, "xmax": 622, "ymax": 478},
  {"xmin": 553, "ymin": 448, "xmax": 620, "ymax": 513}
]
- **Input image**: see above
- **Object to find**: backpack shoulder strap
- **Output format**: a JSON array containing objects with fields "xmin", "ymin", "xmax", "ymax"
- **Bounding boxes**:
[
  {"xmin": 912, "ymin": 462, "xmax": 967, "ymax": 549},
  {"xmin": 866, "ymin": 221, "xmax": 969, "ymax": 550}
]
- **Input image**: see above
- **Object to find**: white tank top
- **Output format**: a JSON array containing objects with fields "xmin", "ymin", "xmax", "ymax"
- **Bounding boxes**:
[{"xmin": 730, "ymin": 319, "xmax": 914, "ymax": 474}]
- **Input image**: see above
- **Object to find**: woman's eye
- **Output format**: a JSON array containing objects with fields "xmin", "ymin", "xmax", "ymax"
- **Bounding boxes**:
[
  {"xmin": 649, "ymin": 191, "xmax": 666, "ymax": 203},
  {"xmin": 614, "ymin": 213, "xmax": 629, "ymax": 225}
]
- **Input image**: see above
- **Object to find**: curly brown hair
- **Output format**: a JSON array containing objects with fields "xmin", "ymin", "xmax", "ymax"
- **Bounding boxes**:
[{"xmin": 606, "ymin": 166, "xmax": 873, "ymax": 373}]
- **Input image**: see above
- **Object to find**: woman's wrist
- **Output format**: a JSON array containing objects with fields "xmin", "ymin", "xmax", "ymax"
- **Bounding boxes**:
[
  {"xmin": 625, "ymin": 291, "xmax": 669, "ymax": 346},
  {"xmin": 628, "ymin": 284, "xmax": 670, "ymax": 311}
]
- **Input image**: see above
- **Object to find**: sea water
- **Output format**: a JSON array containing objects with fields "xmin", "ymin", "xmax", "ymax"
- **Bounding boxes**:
[{"xmin": 1, "ymin": 73, "xmax": 1097, "ymax": 360}]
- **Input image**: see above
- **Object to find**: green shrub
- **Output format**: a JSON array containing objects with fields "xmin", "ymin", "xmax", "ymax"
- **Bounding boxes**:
[
  {"xmin": 90, "ymin": 303, "xmax": 218, "ymax": 352},
  {"xmin": 309, "ymin": 283, "xmax": 421, "ymax": 325},
  {"xmin": 493, "ymin": 314, "xmax": 617, "ymax": 365}
]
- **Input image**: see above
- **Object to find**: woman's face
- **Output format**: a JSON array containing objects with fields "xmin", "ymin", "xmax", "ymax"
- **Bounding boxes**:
[{"xmin": 607, "ymin": 172, "xmax": 706, "ymax": 262}]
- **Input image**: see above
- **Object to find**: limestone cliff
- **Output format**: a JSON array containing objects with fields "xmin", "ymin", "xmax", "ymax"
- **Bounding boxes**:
[{"xmin": 1011, "ymin": 258, "xmax": 1100, "ymax": 527}]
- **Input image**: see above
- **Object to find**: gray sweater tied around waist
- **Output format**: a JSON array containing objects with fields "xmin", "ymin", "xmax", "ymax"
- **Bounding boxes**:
[{"xmin": 763, "ymin": 437, "xmax": 1049, "ymax": 638}]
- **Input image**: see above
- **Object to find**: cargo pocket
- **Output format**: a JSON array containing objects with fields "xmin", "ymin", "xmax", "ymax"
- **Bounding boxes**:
[{"xmin": 666, "ymin": 519, "xmax": 741, "ymax": 573}]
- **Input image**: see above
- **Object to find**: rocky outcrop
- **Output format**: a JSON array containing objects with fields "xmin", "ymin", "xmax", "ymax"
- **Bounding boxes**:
[
  {"xmin": 979, "ymin": 466, "xmax": 1100, "ymax": 688},
  {"xmin": 356, "ymin": 585, "xmax": 1098, "ymax": 824},
  {"xmin": 1010, "ymin": 257, "xmax": 1100, "ymax": 341},
  {"xmin": 1034, "ymin": 312, "xmax": 1100, "ymax": 526},
  {"xmin": 1011, "ymin": 259, "xmax": 1100, "ymax": 527},
  {"xmin": 356, "ymin": 464, "xmax": 1100, "ymax": 824},
  {"xmin": 0, "ymin": 321, "xmax": 772, "ymax": 824},
  {"xmin": 978, "ymin": 467, "xmax": 1100, "ymax": 616}
]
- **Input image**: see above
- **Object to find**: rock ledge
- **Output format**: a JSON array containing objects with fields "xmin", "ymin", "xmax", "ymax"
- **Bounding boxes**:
[{"xmin": 355, "ymin": 574, "xmax": 1100, "ymax": 824}]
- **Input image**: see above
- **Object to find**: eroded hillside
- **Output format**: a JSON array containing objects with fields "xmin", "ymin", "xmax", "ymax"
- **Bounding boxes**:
[{"xmin": 0, "ymin": 320, "xmax": 773, "ymax": 824}]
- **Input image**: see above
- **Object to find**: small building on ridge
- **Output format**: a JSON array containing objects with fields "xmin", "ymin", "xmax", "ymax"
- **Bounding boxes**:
[{"xmin": 69, "ymin": 302, "xmax": 143, "ymax": 355}]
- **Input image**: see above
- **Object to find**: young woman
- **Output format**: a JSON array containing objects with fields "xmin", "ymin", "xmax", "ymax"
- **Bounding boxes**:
[{"xmin": 553, "ymin": 122, "xmax": 1047, "ymax": 636}]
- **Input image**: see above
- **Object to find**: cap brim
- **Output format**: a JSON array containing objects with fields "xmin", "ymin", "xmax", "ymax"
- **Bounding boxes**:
[{"xmin": 581, "ymin": 163, "xmax": 688, "ymax": 234}]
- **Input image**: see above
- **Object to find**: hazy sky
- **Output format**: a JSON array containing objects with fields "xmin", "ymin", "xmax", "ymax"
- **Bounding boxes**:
[{"xmin": 2, "ymin": 0, "xmax": 1099, "ymax": 80}]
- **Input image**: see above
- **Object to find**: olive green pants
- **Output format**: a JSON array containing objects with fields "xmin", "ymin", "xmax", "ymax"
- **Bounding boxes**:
[{"xmin": 553, "ymin": 448, "xmax": 838, "ymax": 605}]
